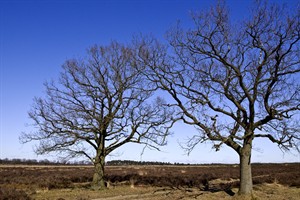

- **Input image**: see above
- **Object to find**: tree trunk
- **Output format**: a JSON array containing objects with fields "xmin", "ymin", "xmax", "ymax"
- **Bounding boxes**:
[
  {"xmin": 238, "ymin": 143, "xmax": 253, "ymax": 195},
  {"xmin": 92, "ymin": 154, "xmax": 106, "ymax": 190}
]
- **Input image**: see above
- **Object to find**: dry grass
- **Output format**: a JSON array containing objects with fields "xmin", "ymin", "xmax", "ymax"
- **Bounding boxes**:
[
  {"xmin": 32, "ymin": 186, "xmax": 155, "ymax": 200},
  {"xmin": 31, "ymin": 183, "xmax": 300, "ymax": 200},
  {"xmin": 252, "ymin": 183, "xmax": 300, "ymax": 200}
]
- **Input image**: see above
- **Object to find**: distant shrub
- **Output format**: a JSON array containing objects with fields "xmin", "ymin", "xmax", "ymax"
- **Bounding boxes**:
[
  {"xmin": 252, "ymin": 175, "xmax": 275, "ymax": 185},
  {"xmin": 274, "ymin": 172, "xmax": 300, "ymax": 187},
  {"xmin": 37, "ymin": 176, "xmax": 73, "ymax": 190}
]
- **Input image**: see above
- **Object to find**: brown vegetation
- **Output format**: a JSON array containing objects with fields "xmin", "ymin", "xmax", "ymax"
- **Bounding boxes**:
[{"xmin": 0, "ymin": 163, "xmax": 299, "ymax": 199}]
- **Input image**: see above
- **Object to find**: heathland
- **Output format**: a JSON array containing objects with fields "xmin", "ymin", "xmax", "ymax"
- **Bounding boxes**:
[{"xmin": 0, "ymin": 162, "xmax": 299, "ymax": 199}]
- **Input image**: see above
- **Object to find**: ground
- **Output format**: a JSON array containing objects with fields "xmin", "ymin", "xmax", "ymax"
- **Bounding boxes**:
[
  {"xmin": 0, "ymin": 164, "xmax": 299, "ymax": 200},
  {"xmin": 32, "ymin": 184, "xmax": 300, "ymax": 200}
]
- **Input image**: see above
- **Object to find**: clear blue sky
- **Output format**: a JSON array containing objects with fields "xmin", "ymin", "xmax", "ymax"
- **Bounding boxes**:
[{"xmin": 1, "ymin": 0, "xmax": 299, "ymax": 163}]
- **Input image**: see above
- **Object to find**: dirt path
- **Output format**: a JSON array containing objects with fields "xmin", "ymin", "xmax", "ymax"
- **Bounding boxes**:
[{"xmin": 93, "ymin": 190, "xmax": 169, "ymax": 200}]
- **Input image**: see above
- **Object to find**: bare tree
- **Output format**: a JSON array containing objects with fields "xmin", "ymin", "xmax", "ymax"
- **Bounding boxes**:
[
  {"xmin": 20, "ymin": 42, "xmax": 174, "ymax": 190},
  {"xmin": 136, "ymin": 1, "xmax": 300, "ymax": 195}
]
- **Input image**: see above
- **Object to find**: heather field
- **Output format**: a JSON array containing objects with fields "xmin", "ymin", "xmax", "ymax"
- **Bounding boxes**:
[{"xmin": 0, "ymin": 163, "xmax": 299, "ymax": 199}]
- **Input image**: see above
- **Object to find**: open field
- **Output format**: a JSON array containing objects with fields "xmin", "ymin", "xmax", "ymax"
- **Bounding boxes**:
[{"xmin": 0, "ymin": 163, "xmax": 299, "ymax": 199}]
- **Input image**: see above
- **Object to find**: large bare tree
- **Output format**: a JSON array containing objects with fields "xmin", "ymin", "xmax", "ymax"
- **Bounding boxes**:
[
  {"xmin": 21, "ymin": 42, "xmax": 174, "ymax": 189},
  {"xmin": 136, "ymin": 1, "xmax": 300, "ymax": 195}
]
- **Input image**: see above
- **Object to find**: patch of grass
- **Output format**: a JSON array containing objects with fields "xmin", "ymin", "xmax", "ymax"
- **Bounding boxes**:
[{"xmin": 32, "ymin": 186, "xmax": 155, "ymax": 200}]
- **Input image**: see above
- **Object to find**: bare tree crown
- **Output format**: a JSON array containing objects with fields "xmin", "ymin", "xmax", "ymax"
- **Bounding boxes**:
[
  {"xmin": 21, "ymin": 42, "xmax": 174, "ymax": 161},
  {"xmin": 137, "ymin": 2, "xmax": 300, "ymax": 154}
]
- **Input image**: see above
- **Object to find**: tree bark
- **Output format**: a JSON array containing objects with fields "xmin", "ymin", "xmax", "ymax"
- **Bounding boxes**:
[
  {"xmin": 238, "ymin": 143, "xmax": 253, "ymax": 195},
  {"xmin": 92, "ymin": 154, "xmax": 106, "ymax": 190}
]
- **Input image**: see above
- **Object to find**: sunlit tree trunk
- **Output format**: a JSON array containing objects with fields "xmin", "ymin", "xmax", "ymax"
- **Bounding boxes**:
[
  {"xmin": 238, "ymin": 138, "xmax": 253, "ymax": 195},
  {"xmin": 92, "ymin": 154, "xmax": 106, "ymax": 190},
  {"xmin": 92, "ymin": 135, "xmax": 106, "ymax": 190}
]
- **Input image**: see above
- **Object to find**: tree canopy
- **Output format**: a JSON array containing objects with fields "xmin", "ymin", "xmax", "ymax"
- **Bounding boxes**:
[
  {"xmin": 21, "ymin": 42, "xmax": 174, "ymax": 189},
  {"xmin": 135, "ymin": 1, "xmax": 300, "ymax": 195}
]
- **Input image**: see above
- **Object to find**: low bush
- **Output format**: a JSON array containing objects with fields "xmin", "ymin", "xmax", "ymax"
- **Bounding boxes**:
[
  {"xmin": 0, "ymin": 187, "xmax": 31, "ymax": 200},
  {"xmin": 37, "ymin": 176, "xmax": 73, "ymax": 189}
]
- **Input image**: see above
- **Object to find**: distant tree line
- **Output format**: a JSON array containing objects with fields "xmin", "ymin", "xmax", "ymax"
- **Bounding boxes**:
[
  {"xmin": 0, "ymin": 158, "xmax": 91, "ymax": 165},
  {"xmin": 106, "ymin": 160, "xmax": 174, "ymax": 166},
  {"xmin": 0, "ymin": 158, "xmax": 192, "ymax": 166},
  {"xmin": 0, "ymin": 158, "xmax": 185, "ymax": 166},
  {"xmin": 1, "ymin": 158, "xmax": 298, "ymax": 166}
]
